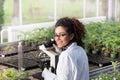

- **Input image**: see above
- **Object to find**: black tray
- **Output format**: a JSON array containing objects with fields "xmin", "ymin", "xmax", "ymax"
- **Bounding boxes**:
[
  {"xmin": 0, "ymin": 57, "xmax": 39, "ymax": 70},
  {"xmin": 88, "ymin": 53, "xmax": 120, "ymax": 67},
  {"xmin": 0, "ymin": 50, "xmax": 43, "ymax": 70},
  {"xmin": 0, "ymin": 41, "xmax": 38, "ymax": 57}
]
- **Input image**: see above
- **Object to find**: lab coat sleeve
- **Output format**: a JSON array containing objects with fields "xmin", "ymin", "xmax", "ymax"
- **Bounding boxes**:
[{"xmin": 56, "ymin": 54, "xmax": 73, "ymax": 80}]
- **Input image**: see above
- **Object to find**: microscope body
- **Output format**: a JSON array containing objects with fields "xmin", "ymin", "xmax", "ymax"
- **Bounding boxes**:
[{"xmin": 39, "ymin": 44, "xmax": 59, "ymax": 73}]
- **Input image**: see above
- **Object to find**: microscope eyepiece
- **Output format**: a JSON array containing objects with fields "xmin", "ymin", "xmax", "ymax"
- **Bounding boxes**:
[{"xmin": 44, "ymin": 39, "xmax": 55, "ymax": 48}]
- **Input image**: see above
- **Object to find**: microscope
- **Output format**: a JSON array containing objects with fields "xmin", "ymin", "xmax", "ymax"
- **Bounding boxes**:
[
  {"xmin": 38, "ymin": 39, "xmax": 61, "ymax": 73},
  {"xmin": 33, "ymin": 39, "xmax": 61, "ymax": 80}
]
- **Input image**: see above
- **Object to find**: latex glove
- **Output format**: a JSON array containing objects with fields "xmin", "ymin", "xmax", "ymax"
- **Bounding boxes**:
[
  {"xmin": 53, "ymin": 44, "xmax": 61, "ymax": 53},
  {"xmin": 42, "ymin": 68, "xmax": 48, "ymax": 78},
  {"xmin": 42, "ymin": 68, "xmax": 56, "ymax": 80}
]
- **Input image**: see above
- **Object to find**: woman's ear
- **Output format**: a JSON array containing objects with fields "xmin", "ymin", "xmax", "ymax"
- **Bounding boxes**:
[{"xmin": 70, "ymin": 33, "xmax": 74, "ymax": 40}]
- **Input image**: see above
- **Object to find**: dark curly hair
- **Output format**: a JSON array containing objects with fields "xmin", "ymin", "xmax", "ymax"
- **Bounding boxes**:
[{"xmin": 55, "ymin": 17, "xmax": 86, "ymax": 48}]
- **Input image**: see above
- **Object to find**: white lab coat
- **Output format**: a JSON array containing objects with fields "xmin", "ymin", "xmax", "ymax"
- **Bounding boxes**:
[{"xmin": 42, "ymin": 42, "xmax": 89, "ymax": 80}]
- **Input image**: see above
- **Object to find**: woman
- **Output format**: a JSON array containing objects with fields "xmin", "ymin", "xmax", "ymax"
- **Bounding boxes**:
[{"xmin": 42, "ymin": 17, "xmax": 89, "ymax": 80}]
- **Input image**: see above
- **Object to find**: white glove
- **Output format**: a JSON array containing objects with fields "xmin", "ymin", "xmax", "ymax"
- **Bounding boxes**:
[
  {"xmin": 42, "ymin": 68, "xmax": 48, "ymax": 78},
  {"xmin": 42, "ymin": 68, "xmax": 56, "ymax": 80}
]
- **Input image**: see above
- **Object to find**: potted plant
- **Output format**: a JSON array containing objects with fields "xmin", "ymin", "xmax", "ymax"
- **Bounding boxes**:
[
  {"xmin": 110, "ymin": 43, "xmax": 118, "ymax": 59},
  {"xmin": 101, "ymin": 37, "xmax": 111, "ymax": 57}
]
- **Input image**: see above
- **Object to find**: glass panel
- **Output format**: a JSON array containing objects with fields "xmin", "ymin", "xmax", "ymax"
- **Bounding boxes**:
[
  {"xmin": 4, "ymin": 0, "xmax": 13, "ymax": 25},
  {"xmin": 3, "ymin": 0, "xmax": 120, "ymax": 25},
  {"xmin": 86, "ymin": 0, "xmax": 96, "ymax": 17},
  {"xmin": 22, "ymin": 0, "xmax": 54, "ymax": 24},
  {"xmin": 116, "ymin": 0, "xmax": 120, "ymax": 21},
  {"xmin": 99, "ymin": 0, "xmax": 108, "ymax": 17},
  {"xmin": 57, "ymin": 0, "xmax": 83, "ymax": 19},
  {"xmin": 4, "ymin": 0, "xmax": 55, "ymax": 25}
]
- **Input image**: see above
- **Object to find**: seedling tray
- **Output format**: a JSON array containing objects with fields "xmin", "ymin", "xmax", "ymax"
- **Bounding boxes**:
[
  {"xmin": 0, "ymin": 50, "xmax": 46, "ymax": 70},
  {"xmin": 0, "ymin": 58, "xmax": 38, "ymax": 70},
  {"xmin": 88, "ymin": 53, "xmax": 120, "ymax": 67},
  {"xmin": 0, "ymin": 41, "xmax": 38, "ymax": 57}
]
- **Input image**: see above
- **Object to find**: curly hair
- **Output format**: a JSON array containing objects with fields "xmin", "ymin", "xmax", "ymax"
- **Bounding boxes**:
[{"xmin": 55, "ymin": 17, "xmax": 86, "ymax": 48}]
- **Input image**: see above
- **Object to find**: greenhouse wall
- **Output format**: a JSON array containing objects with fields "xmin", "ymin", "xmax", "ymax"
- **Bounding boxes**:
[{"xmin": 2, "ymin": 0, "xmax": 120, "ymax": 25}]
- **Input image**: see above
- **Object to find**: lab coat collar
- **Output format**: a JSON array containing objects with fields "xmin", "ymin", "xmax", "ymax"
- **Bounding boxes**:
[{"xmin": 62, "ymin": 42, "xmax": 77, "ymax": 51}]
